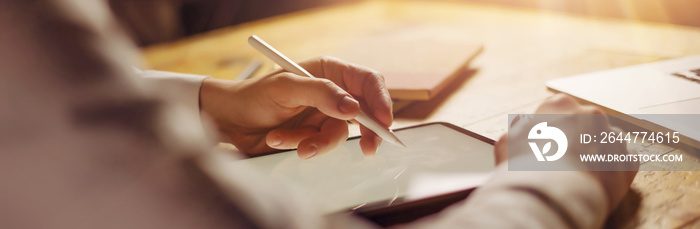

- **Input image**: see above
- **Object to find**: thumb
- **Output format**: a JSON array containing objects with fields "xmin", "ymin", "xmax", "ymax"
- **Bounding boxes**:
[{"xmin": 269, "ymin": 73, "xmax": 360, "ymax": 120}]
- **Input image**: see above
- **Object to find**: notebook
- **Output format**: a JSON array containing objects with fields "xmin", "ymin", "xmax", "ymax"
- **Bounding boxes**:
[{"xmin": 333, "ymin": 29, "xmax": 483, "ymax": 101}]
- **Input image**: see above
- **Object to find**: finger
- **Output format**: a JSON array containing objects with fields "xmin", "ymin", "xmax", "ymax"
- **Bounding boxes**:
[
  {"xmin": 298, "ymin": 56, "xmax": 393, "ymax": 127},
  {"xmin": 297, "ymin": 118, "xmax": 349, "ymax": 159},
  {"xmin": 268, "ymin": 73, "xmax": 360, "ymax": 121},
  {"xmin": 536, "ymin": 93, "xmax": 580, "ymax": 114},
  {"xmin": 359, "ymin": 125, "xmax": 382, "ymax": 156},
  {"xmin": 266, "ymin": 110, "xmax": 328, "ymax": 149},
  {"xmin": 494, "ymin": 133, "xmax": 509, "ymax": 165},
  {"xmin": 266, "ymin": 126, "xmax": 319, "ymax": 150}
]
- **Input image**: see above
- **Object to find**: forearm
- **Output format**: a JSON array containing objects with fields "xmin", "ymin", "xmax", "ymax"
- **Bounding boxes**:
[{"xmin": 0, "ymin": 0, "xmax": 236, "ymax": 227}]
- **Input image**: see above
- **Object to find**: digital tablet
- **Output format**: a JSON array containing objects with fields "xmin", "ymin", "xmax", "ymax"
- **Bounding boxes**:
[{"xmin": 234, "ymin": 122, "xmax": 495, "ymax": 226}]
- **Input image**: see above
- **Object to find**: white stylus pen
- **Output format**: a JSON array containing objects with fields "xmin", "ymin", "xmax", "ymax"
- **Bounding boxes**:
[{"xmin": 248, "ymin": 35, "xmax": 406, "ymax": 148}]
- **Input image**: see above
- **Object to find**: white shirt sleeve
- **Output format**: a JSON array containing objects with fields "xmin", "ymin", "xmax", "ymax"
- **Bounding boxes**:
[{"xmin": 134, "ymin": 68, "xmax": 209, "ymax": 118}]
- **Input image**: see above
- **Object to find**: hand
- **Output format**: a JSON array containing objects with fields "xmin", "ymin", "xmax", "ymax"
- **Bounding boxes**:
[
  {"xmin": 199, "ymin": 56, "xmax": 392, "ymax": 159},
  {"xmin": 494, "ymin": 94, "xmax": 638, "ymax": 212}
]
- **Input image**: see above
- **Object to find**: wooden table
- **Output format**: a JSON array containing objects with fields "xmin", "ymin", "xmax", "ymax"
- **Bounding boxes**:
[{"xmin": 142, "ymin": 1, "xmax": 700, "ymax": 228}]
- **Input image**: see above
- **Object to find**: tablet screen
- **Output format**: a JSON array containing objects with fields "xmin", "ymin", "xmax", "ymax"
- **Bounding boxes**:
[{"xmin": 233, "ymin": 123, "xmax": 495, "ymax": 214}]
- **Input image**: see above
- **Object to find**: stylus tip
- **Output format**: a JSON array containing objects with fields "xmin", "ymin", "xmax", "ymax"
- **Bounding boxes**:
[{"xmin": 394, "ymin": 137, "xmax": 407, "ymax": 148}]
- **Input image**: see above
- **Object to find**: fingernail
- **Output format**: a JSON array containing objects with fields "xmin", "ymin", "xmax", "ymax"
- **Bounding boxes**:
[
  {"xmin": 269, "ymin": 134, "xmax": 282, "ymax": 147},
  {"xmin": 306, "ymin": 144, "xmax": 318, "ymax": 159},
  {"xmin": 338, "ymin": 96, "xmax": 359, "ymax": 114}
]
